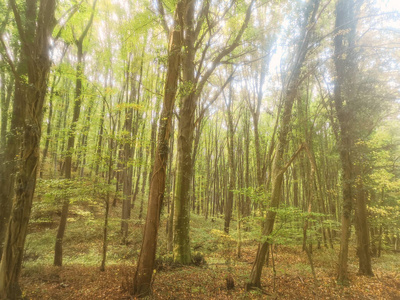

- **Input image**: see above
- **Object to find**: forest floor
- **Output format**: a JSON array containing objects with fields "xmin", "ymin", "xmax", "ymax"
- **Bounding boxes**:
[{"xmin": 19, "ymin": 199, "xmax": 400, "ymax": 299}]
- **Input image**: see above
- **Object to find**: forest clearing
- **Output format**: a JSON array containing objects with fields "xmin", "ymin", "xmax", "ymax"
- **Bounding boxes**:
[{"xmin": 0, "ymin": 0, "xmax": 400, "ymax": 299}]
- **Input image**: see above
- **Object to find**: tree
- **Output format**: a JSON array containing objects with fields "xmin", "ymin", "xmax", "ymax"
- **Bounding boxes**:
[
  {"xmin": 54, "ymin": 0, "xmax": 97, "ymax": 266},
  {"xmin": 0, "ymin": 0, "xmax": 56, "ymax": 298},
  {"xmin": 246, "ymin": 0, "xmax": 321, "ymax": 290},
  {"xmin": 173, "ymin": 0, "xmax": 255, "ymax": 264},
  {"xmin": 132, "ymin": 1, "xmax": 183, "ymax": 296}
]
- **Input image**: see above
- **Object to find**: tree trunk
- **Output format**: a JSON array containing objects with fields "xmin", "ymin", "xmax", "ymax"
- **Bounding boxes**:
[
  {"xmin": 355, "ymin": 181, "xmax": 373, "ymax": 275},
  {"xmin": 224, "ymin": 86, "xmax": 236, "ymax": 234},
  {"xmin": 132, "ymin": 4, "xmax": 183, "ymax": 296},
  {"xmin": 100, "ymin": 133, "xmax": 115, "ymax": 271},
  {"xmin": 121, "ymin": 63, "xmax": 135, "ymax": 243},
  {"xmin": 333, "ymin": 0, "xmax": 365, "ymax": 284},
  {"xmin": 173, "ymin": 0, "xmax": 196, "ymax": 264},
  {"xmin": 246, "ymin": 0, "xmax": 320, "ymax": 290},
  {"xmin": 0, "ymin": 58, "xmax": 26, "ymax": 260},
  {"xmin": 0, "ymin": 1, "xmax": 56, "ymax": 297},
  {"xmin": 54, "ymin": 1, "xmax": 97, "ymax": 265}
]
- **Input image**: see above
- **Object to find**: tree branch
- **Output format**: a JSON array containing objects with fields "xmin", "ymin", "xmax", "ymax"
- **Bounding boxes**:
[
  {"xmin": 77, "ymin": 0, "xmax": 98, "ymax": 44},
  {"xmin": 196, "ymin": 0, "xmax": 255, "ymax": 94},
  {"xmin": 8, "ymin": 0, "xmax": 27, "ymax": 45},
  {"xmin": 156, "ymin": 0, "xmax": 170, "ymax": 36},
  {"xmin": 280, "ymin": 143, "xmax": 305, "ymax": 175},
  {"xmin": 0, "ymin": 34, "xmax": 18, "ymax": 79},
  {"xmin": 54, "ymin": 0, "xmax": 84, "ymax": 41},
  {"xmin": 195, "ymin": 69, "xmax": 236, "ymax": 127}
]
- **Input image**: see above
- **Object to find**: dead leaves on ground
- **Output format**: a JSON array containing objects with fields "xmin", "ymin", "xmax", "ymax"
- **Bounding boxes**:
[{"xmin": 20, "ymin": 247, "xmax": 400, "ymax": 300}]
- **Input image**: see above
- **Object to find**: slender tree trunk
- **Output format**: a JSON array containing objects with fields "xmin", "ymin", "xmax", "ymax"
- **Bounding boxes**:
[
  {"xmin": 54, "ymin": 2, "xmax": 97, "ymax": 265},
  {"xmin": 95, "ymin": 100, "xmax": 106, "ymax": 175},
  {"xmin": 224, "ymin": 86, "xmax": 236, "ymax": 234},
  {"xmin": 100, "ymin": 130, "xmax": 115, "ymax": 271},
  {"xmin": 41, "ymin": 72, "xmax": 62, "ymax": 177},
  {"xmin": 0, "ymin": 75, "xmax": 13, "ymax": 148},
  {"xmin": 246, "ymin": 0, "xmax": 320, "ymax": 290},
  {"xmin": 121, "ymin": 62, "xmax": 135, "ymax": 243}
]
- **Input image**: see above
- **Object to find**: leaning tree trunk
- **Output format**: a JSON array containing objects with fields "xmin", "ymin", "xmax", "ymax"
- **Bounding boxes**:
[
  {"xmin": 0, "ymin": 1, "xmax": 56, "ymax": 298},
  {"xmin": 132, "ymin": 4, "xmax": 183, "ymax": 297},
  {"xmin": 246, "ymin": 0, "xmax": 320, "ymax": 290}
]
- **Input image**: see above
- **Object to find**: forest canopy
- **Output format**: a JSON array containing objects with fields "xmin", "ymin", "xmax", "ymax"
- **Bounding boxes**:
[{"xmin": 0, "ymin": 0, "xmax": 399, "ymax": 299}]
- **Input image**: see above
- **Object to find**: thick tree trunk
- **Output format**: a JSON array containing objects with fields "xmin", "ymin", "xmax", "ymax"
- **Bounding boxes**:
[
  {"xmin": 355, "ymin": 181, "xmax": 373, "ymax": 275},
  {"xmin": 173, "ymin": 0, "xmax": 196, "ymax": 264},
  {"xmin": 132, "ymin": 5, "xmax": 183, "ymax": 296},
  {"xmin": 173, "ymin": 0, "xmax": 255, "ymax": 264},
  {"xmin": 0, "ymin": 64, "xmax": 25, "ymax": 260},
  {"xmin": 0, "ymin": 1, "xmax": 56, "ymax": 297},
  {"xmin": 333, "ymin": 0, "xmax": 368, "ymax": 284}
]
